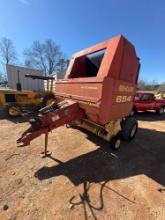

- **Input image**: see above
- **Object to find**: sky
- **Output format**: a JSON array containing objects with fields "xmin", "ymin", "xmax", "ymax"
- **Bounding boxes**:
[{"xmin": 0, "ymin": 0, "xmax": 165, "ymax": 83}]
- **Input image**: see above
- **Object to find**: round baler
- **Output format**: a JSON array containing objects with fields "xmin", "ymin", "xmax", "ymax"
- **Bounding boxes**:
[{"xmin": 17, "ymin": 35, "xmax": 140, "ymax": 155}]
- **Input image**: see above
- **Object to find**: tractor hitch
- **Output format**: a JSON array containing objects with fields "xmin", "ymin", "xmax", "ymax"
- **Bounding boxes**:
[{"xmin": 16, "ymin": 99, "xmax": 85, "ymax": 156}]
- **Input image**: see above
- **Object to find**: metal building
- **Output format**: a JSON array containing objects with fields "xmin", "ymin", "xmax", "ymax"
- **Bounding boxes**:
[{"xmin": 7, "ymin": 65, "xmax": 44, "ymax": 92}]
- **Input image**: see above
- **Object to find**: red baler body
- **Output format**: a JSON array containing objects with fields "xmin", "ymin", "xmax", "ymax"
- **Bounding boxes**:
[
  {"xmin": 17, "ymin": 35, "xmax": 140, "ymax": 150},
  {"xmin": 55, "ymin": 35, "xmax": 140, "ymax": 124}
]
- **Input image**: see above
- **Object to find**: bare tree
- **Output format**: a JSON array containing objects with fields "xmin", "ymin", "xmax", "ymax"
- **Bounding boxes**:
[
  {"xmin": 159, "ymin": 83, "xmax": 165, "ymax": 93},
  {"xmin": 56, "ymin": 58, "xmax": 69, "ymax": 79},
  {"xmin": 0, "ymin": 37, "xmax": 17, "ymax": 65},
  {"xmin": 24, "ymin": 39, "xmax": 66, "ymax": 76},
  {"xmin": 24, "ymin": 41, "xmax": 47, "ymax": 74},
  {"xmin": 138, "ymin": 79, "xmax": 147, "ymax": 90},
  {"xmin": 138, "ymin": 78, "xmax": 162, "ymax": 91},
  {"xmin": 0, "ymin": 70, "xmax": 3, "ymax": 81}
]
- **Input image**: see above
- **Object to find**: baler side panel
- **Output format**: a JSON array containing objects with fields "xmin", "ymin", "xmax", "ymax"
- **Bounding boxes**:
[
  {"xmin": 119, "ymin": 41, "xmax": 139, "ymax": 83},
  {"xmin": 100, "ymin": 78, "xmax": 137, "ymax": 124},
  {"xmin": 55, "ymin": 81, "xmax": 103, "ymax": 123},
  {"xmin": 55, "ymin": 81, "xmax": 103, "ymax": 104},
  {"xmin": 102, "ymin": 36, "xmax": 125, "ymax": 79}
]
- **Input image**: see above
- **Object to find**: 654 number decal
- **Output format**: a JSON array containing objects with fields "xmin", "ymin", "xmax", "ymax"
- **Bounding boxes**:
[{"xmin": 116, "ymin": 95, "xmax": 132, "ymax": 103}]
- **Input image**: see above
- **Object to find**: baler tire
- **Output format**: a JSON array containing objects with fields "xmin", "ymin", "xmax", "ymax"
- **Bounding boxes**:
[
  {"xmin": 41, "ymin": 94, "xmax": 56, "ymax": 108},
  {"xmin": 156, "ymin": 106, "xmax": 164, "ymax": 115},
  {"xmin": 121, "ymin": 117, "xmax": 138, "ymax": 141},
  {"xmin": 110, "ymin": 136, "xmax": 121, "ymax": 150}
]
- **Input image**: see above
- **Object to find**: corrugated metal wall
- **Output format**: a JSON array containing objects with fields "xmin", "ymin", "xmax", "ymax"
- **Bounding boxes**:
[{"xmin": 7, "ymin": 65, "xmax": 44, "ymax": 92}]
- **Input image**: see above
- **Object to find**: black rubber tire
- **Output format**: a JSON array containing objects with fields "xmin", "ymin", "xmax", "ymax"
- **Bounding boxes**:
[
  {"xmin": 156, "ymin": 106, "xmax": 164, "ymax": 115},
  {"xmin": 110, "ymin": 135, "xmax": 121, "ymax": 150},
  {"xmin": 121, "ymin": 117, "xmax": 138, "ymax": 141},
  {"xmin": 41, "ymin": 93, "xmax": 56, "ymax": 108}
]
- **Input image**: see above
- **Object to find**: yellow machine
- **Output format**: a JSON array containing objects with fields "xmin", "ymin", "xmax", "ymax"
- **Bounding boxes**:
[
  {"xmin": 0, "ymin": 75, "xmax": 56, "ymax": 117},
  {"xmin": 155, "ymin": 92, "xmax": 165, "ymax": 99}
]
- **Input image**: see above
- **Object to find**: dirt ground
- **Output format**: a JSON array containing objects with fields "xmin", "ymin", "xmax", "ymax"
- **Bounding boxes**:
[{"xmin": 0, "ymin": 112, "xmax": 165, "ymax": 220}]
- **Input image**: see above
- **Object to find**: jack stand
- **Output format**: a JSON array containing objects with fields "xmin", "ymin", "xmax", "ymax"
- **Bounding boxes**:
[{"xmin": 40, "ymin": 132, "xmax": 52, "ymax": 158}]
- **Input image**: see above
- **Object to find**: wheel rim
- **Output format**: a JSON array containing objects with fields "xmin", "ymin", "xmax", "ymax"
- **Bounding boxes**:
[
  {"xmin": 130, "ymin": 110, "xmax": 134, "ymax": 116},
  {"xmin": 130, "ymin": 124, "xmax": 137, "ymax": 138},
  {"xmin": 160, "ymin": 108, "xmax": 164, "ymax": 114},
  {"xmin": 115, "ymin": 139, "xmax": 121, "ymax": 149}
]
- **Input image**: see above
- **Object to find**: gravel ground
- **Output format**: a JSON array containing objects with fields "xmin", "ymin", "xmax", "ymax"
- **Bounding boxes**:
[{"xmin": 0, "ymin": 112, "xmax": 165, "ymax": 220}]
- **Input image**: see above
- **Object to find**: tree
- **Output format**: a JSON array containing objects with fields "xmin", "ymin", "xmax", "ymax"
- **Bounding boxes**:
[
  {"xmin": 0, "ymin": 37, "xmax": 17, "ymax": 65},
  {"xmin": 0, "ymin": 70, "xmax": 3, "ymax": 81},
  {"xmin": 138, "ymin": 79, "xmax": 147, "ymax": 90},
  {"xmin": 24, "ymin": 39, "xmax": 67, "ymax": 76},
  {"xmin": 56, "ymin": 58, "xmax": 69, "ymax": 79},
  {"xmin": 138, "ymin": 79, "xmax": 163, "ymax": 92},
  {"xmin": 158, "ymin": 83, "xmax": 165, "ymax": 93}
]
